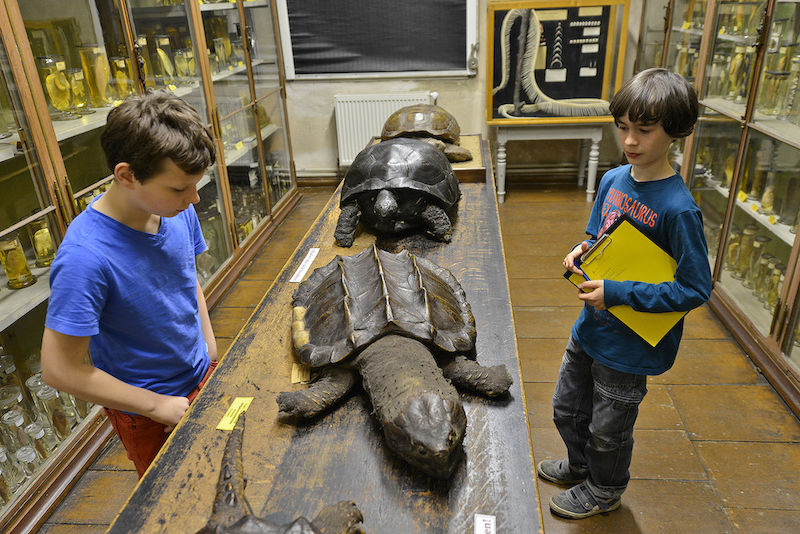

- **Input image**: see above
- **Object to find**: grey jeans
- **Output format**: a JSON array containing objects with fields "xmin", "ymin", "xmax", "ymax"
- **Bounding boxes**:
[{"xmin": 552, "ymin": 337, "xmax": 648, "ymax": 501}]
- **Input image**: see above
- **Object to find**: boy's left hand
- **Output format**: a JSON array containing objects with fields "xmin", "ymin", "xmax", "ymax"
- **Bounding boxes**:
[{"xmin": 578, "ymin": 279, "xmax": 606, "ymax": 310}]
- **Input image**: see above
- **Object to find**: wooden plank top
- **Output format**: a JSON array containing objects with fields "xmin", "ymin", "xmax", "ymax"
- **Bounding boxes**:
[{"xmin": 108, "ymin": 140, "xmax": 540, "ymax": 533}]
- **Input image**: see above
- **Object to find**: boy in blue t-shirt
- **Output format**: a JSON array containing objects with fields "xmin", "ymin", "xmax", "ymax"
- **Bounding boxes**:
[
  {"xmin": 41, "ymin": 91, "xmax": 218, "ymax": 477},
  {"xmin": 537, "ymin": 69, "xmax": 712, "ymax": 518}
]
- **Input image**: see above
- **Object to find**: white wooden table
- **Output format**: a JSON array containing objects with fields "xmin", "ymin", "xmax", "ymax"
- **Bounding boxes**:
[{"xmin": 495, "ymin": 123, "xmax": 605, "ymax": 203}]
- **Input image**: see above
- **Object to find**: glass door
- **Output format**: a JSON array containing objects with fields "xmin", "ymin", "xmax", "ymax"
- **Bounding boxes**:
[
  {"xmin": 256, "ymin": 90, "xmax": 291, "ymax": 208},
  {"xmin": 17, "ymin": 0, "xmax": 138, "ymax": 211},
  {"xmin": 635, "ymin": 0, "xmax": 670, "ymax": 73},
  {"xmin": 665, "ymin": 0, "xmax": 706, "ymax": 82},
  {"xmin": 701, "ymin": 1, "xmax": 765, "ymax": 118},
  {"xmin": 0, "ymin": 17, "xmax": 94, "ymax": 512}
]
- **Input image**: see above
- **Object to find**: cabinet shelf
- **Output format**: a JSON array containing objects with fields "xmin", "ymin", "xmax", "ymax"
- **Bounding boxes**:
[
  {"xmin": 701, "ymin": 97, "xmax": 747, "ymax": 122},
  {"xmin": 717, "ymin": 269, "xmax": 774, "ymax": 335},
  {"xmin": 0, "ymin": 264, "xmax": 50, "ymax": 332},
  {"xmin": 199, "ymin": 2, "xmax": 236, "ymax": 12},
  {"xmin": 670, "ymin": 26, "xmax": 704, "ymax": 38},
  {"xmin": 0, "ymin": 134, "xmax": 20, "ymax": 164},
  {"xmin": 706, "ymin": 182, "xmax": 796, "ymax": 246},
  {"xmin": 749, "ymin": 116, "xmax": 800, "ymax": 151},
  {"xmin": 224, "ymin": 123, "xmax": 278, "ymax": 166}
]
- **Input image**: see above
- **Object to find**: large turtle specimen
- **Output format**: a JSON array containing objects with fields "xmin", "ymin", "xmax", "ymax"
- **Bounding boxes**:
[
  {"xmin": 381, "ymin": 104, "xmax": 473, "ymax": 163},
  {"xmin": 334, "ymin": 138, "xmax": 460, "ymax": 248},
  {"xmin": 197, "ymin": 415, "xmax": 365, "ymax": 534},
  {"xmin": 277, "ymin": 245, "xmax": 512, "ymax": 479}
]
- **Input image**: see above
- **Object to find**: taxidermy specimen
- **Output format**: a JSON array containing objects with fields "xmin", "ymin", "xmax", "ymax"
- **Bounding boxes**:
[
  {"xmin": 334, "ymin": 138, "xmax": 460, "ymax": 247},
  {"xmin": 381, "ymin": 104, "xmax": 473, "ymax": 162},
  {"xmin": 196, "ymin": 415, "xmax": 365, "ymax": 534},
  {"xmin": 277, "ymin": 245, "xmax": 512, "ymax": 478}
]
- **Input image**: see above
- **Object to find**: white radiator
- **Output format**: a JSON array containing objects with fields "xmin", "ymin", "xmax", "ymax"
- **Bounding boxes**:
[{"xmin": 334, "ymin": 92, "xmax": 434, "ymax": 167}]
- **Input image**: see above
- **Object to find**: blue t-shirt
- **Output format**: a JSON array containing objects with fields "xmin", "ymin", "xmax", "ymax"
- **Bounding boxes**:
[
  {"xmin": 571, "ymin": 164, "xmax": 712, "ymax": 375},
  {"xmin": 46, "ymin": 198, "xmax": 209, "ymax": 398}
]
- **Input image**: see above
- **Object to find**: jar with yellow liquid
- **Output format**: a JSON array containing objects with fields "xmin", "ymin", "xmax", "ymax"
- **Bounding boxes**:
[
  {"xmin": 724, "ymin": 227, "xmax": 741, "ymax": 272},
  {"xmin": 65, "ymin": 68, "xmax": 94, "ymax": 115},
  {"xmin": 35, "ymin": 55, "xmax": 75, "ymax": 120},
  {"xmin": 765, "ymin": 264, "xmax": 785, "ymax": 312},
  {"xmin": 153, "ymin": 35, "xmax": 176, "ymax": 85},
  {"xmin": 744, "ymin": 235, "xmax": 771, "ymax": 289},
  {"xmin": 109, "ymin": 56, "xmax": 134, "ymax": 101},
  {"xmin": 213, "ymin": 37, "xmax": 229, "ymax": 69},
  {"xmin": 78, "ymin": 45, "xmax": 113, "ymax": 107},
  {"xmin": 733, "ymin": 225, "xmax": 757, "ymax": 280},
  {"xmin": 26, "ymin": 218, "xmax": 55, "ymax": 268},
  {"xmin": 173, "ymin": 49, "xmax": 192, "ymax": 83},
  {"xmin": 0, "ymin": 233, "xmax": 37, "ymax": 289},
  {"xmin": 231, "ymin": 39, "xmax": 246, "ymax": 66}
]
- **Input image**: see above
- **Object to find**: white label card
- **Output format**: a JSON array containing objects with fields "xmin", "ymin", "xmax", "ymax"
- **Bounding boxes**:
[
  {"xmin": 580, "ymin": 67, "xmax": 598, "ymax": 77},
  {"xmin": 545, "ymin": 68, "xmax": 567, "ymax": 83},
  {"xmin": 474, "ymin": 514, "xmax": 496, "ymax": 534},
  {"xmin": 582, "ymin": 43, "xmax": 600, "ymax": 54},
  {"xmin": 290, "ymin": 247, "xmax": 320, "ymax": 282},
  {"xmin": 584, "ymin": 26, "xmax": 601, "ymax": 36}
]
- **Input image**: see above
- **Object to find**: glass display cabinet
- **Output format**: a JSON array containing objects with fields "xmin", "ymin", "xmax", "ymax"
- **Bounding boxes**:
[
  {"xmin": 634, "ymin": 0, "xmax": 670, "ymax": 73},
  {"xmin": 684, "ymin": 0, "xmax": 800, "ymax": 417},
  {"xmin": 0, "ymin": 0, "xmax": 296, "ymax": 529}
]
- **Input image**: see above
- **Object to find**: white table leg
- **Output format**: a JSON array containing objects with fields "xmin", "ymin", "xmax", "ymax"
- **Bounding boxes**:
[
  {"xmin": 496, "ymin": 133, "xmax": 508, "ymax": 204},
  {"xmin": 586, "ymin": 138, "xmax": 600, "ymax": 202},
  {"xmin": 577, "ymin": 139, "xmax": 589, "ymax": 187}
]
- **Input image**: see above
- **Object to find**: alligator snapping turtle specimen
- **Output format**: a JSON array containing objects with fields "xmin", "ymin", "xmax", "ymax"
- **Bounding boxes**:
[
  {"xmin": 334, "ymin": 138, "xmax": 460, "ymax": 248},
  {"xmin": 381, "ymin": 104, "xmax": 473, "ymax": 163},
  {"xmin": 277, "ymin": 245, "xmax": 512, "ymax": 479},
  {"xmin": 197, "ymin": 415, "xmax": 365, "ymax": 534}
]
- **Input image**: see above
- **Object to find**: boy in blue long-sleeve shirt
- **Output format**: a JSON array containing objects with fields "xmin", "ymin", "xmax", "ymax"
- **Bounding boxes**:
[{"xmin": 537, "ymin": 68, "xmax": 712, "ymax": 519}]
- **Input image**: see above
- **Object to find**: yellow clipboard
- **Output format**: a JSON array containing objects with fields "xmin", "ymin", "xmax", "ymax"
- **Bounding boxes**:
[{"xmin": 564, "ymin": 214, "xmax": 686, "ymax": 347}]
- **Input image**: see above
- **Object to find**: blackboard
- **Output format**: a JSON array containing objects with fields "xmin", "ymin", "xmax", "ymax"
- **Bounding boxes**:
[{"xmin": 276, "ymin": 0, "xmax": 476, "ymax": 78}]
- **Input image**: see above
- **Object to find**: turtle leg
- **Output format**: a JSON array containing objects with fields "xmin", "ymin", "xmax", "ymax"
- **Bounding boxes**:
[
  {"xmin": 311, "ymin": 501, "xmax": 365, "ymax": 534},
  {"xmin": 334, "ymin": 202, "xmax": 360, "ymax": 247},
  {"xmin": 276, "ymin": 366, "xmax": 359, "ymax": 418},
  {"xmin": 443, "ymin": 142, "xmax": 473, "ymax": 162},
  {"xmin": 420, "ymin": 203, "xmax": 453, "ymax": 242},
  {"xmin": 442, "ymin": 356, "xmax": 513, "ymax": 398}
]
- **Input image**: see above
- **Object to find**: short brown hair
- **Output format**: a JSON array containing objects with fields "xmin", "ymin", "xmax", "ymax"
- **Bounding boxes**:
[
  {"xmin": 100, "ymin": 91, "xmax": 216, "ymax": 182},
  {"xmin": 610, "ymin": 68, "xmax": 699, "ymax": 139}
]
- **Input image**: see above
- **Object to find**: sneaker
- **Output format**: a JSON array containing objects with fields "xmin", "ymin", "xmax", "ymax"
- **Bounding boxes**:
[
  {"xmin": 549, "ymin": 482, "xmax": 621, "ymax": 519},
  {"xmin": 536, "ymin": 459, "xmax": 587, "ymax": 486}
]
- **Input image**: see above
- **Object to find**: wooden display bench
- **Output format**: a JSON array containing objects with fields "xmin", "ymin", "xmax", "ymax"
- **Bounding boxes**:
[{"xmin": 107, "ymin": 139, "xmax": 539, "ymax": 533}]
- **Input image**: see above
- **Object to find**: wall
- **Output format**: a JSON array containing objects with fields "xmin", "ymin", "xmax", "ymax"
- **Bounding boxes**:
[{"xmin": 284, "ymin": 0, "xmax": 641, "ymax": 182}]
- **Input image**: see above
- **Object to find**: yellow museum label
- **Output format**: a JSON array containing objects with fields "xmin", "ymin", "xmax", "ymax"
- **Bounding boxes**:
[
  {"xmin": 56, "ymin": 61, "xmax": 66, "ymax": 70},
  {"xmin": 235, "ymin": 141, "xmax": 244, "ymax": 150},
  {"xmin": 216, "ymin": 397, "xmax": 254, "ymax": 431},
  {"xmin": 769, "ymin": 215, "xmax": 777, "ymax": 224},
  {"xmin": 737, "ymin": 191, "xmax": 748, "ymax": 203},
  {"xmin": 682, "ymin": 21, "xmax": 691, "ymax": 30},
  {"xmin": 168, "ymin": 84, "xmax": 178, "ymax": 91},
  {"xmin": 750, "ymin": 203, "xmax": 759, "ymax": 213}
]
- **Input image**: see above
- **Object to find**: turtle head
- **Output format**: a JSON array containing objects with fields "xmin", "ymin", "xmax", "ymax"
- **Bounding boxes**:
[
  {"xmin": 373, "ymin": 189, "xmax": 399, "ymax": 218},
  {"xmin": 383, "ymin": 392, "xmax": 466, "ymax": 479}
]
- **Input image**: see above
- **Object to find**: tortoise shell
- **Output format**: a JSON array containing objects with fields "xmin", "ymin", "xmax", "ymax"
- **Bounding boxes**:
[
  {"xmin": 340, "ymin": 138, "xmax": 459, "ymax": 209},
  {"xmin": 291, "ymin": 245, "xmax": 476, "ymax": 367},
  {"xmin": 381, "ymin": 104, "xmax": 461, "ymax": 144}
]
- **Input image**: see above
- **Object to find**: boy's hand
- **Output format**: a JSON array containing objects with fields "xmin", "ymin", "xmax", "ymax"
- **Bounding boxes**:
[
  {"xmin": 578, "ymin": 279, "xmax": 606, "ymax": 310},
  {"xmin": 151, "ymin": 394, "xmax": 190, "ymax": 432},
  {"xmin": 564, "ymin": 241, "xmax": 589, "ymax": 275}
]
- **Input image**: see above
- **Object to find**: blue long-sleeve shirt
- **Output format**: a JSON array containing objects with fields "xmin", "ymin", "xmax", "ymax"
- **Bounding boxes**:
[{"xmin": 571, "ymin": 164, "xmax": 712, "ymax": 375}]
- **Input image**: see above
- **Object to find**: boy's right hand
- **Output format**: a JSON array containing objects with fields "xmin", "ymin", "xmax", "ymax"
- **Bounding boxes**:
[
  {"xmin": 564, "ymin": 241, "xmax": 589, "ymax": 275},
  {"xmin": 150, "ymin": 394, "xmax": 190, "ymax": 432}
]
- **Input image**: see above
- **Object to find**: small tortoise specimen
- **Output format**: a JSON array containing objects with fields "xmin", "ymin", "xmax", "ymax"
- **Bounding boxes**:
[
  {"xmin": 334, "ymin": 138, "xmax": 460, "ymax": 248},
  {"xmin": 197, "ymin": 415, "xmax": 365, "ymax": 534},
  {"xmin": 381, "ymin": 104, "xmax": 473, "ymax": 163},
  {"xmin": 277, "ymin": 245, "xmax": 512, "ymax": 479}
]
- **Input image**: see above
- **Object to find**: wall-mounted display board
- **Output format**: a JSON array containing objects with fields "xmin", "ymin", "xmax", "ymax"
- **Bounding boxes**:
[
  {"xmin": 275, "ymin": 0, "xmax": 478, "ymax": 79},
  {"xmin": 486, "ymin": 0, "xmax": 629, "ymax": 125}
]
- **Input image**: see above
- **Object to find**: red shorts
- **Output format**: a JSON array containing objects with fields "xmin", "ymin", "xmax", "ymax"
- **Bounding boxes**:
[{"xmin": 104, "ymin": 360, "xmax": 217, "ymax": 478}]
